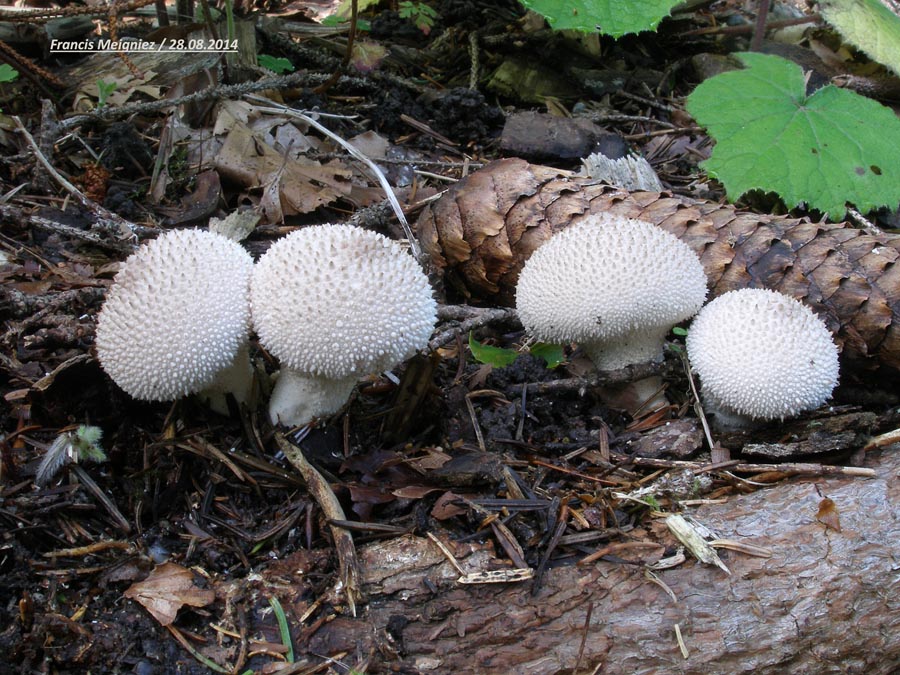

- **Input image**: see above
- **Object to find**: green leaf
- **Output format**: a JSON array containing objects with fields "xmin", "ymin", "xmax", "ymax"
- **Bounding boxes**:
[
  {"xmin": 0, "ymin": 64, "xmax": 18, "ymax": 83},
  {"xmin": 468, "ymin": 331, "xmax": 519, "ymax": 368},
  {"xmin": 819, "ymin": 0, "xmax": 900, "ymax": 77},
  {"xmin": 529, "ymin": 343, "xmax": 565, "ymax": 369},
  {"xmin": 321, "ymin": 14, "xmax": 372, "ymax": 30},
  {"xmin": 96, "ymin": 79, "xmax": 117, "ymax": 107},
  {"xmin": 519, "ymin": 0, "xmax": 682, "ymax": 37},
  {"xmin": 686, "ymin": 52, "xmax": 900, "ymax": 219},
  {"xmin": 76, "ymin": 424, "xmax": 103, "ymax": 446},
  {"xmin": 258, "ymin": 54, "xmax": 295, "ymax": 74}
]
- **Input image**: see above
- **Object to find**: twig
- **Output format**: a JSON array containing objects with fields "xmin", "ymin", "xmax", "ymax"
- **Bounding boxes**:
[
  {"xmin": 42, "ymin": 540, "xmax": 134, "ymax": 558},
  {"xmin": 678, "ymin": 349, "xmax": 717, "ymax": 453},
  {"xmin": 751, "ymin": 0, "xmax": 771, "ymax": 51},
  {"xmin": 464, "ymin": 395, "xmax": 487, "ymax": 453},
  {"xmin": 847, "ymin": 206, "xmax": 883, "ymax": 236},
  {"xmin": 605, "ymin": 451, "xmax": 875, "ymax": 478},
  {"xmin": 14, "ymin": 118, "xmax": 144, "ymax": 244},
  {"xmin": 505, "ymin": 362, "xmax": 666, "ymax": 397},
  {"xmin": 728, "ymin": 463, "xmax": 875, "ymax": 478},
  {"xmin": 679, "ymin": 14, "xmax": 820, "ymax": 37},
  {"xmin": 533, "ymin": 502, "xmax": 568, "ymax": 593},
  {"xmin": 579, "ymin": 113, "xmax": 680, "ymax": 129},
  {"xmin": 274, "ymin": 432, "xmax": 361, "ymax": 616},
  {"xmin": 622, "ymin": 126, "xmax": 702, "ymax": 141},
  {"xmin": 615, "ymin": 90, "xmax": 677, "ymax": 113},
  {"xmin": 5, "ymin": 208, "xmax": 137, "ymax": 253},
  {"xmin": 862, "ymin": 428, "xmax": 900, "ymax": 451},
  {"xmin": 429, "ymin": 306, "xmax": 520, "ymax": 351},
  {"xmin": 58, "ymin": 70, "xmax": 375, "ymax": 132},
  {"xmin": 2, "ymin": 286, "xmax": 106, "ymax": 320}
]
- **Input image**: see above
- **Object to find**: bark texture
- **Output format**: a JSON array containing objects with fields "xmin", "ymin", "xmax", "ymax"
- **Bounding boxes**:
[
  {"xmin": 417, "ymin": 158, "xmax": 900, "ymax": 373},
  {"xmin": 311, "ymin": 449, "xmax": 900, "ymax": 674}
]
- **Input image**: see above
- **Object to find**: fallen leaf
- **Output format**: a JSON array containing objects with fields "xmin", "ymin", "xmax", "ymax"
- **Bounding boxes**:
[
  {"xmin": 351, "ymin": 40, "xmax": 388, "ymax": 72},
  {"xmin": 816, "ymin": 497, "xmax": 842, "ymax": 533},
  {"xmin": 214, "ymin": 120, "xmax": 351, "ymax": 223},
  {"xmin": 392, "ymin": 485, "xmax": 442, "ymax": 499},
  {"xmin": 431, "ymin": 491, "xmax": 469, "ymax": 520},
  {"xmin": 123, "ymin": 562, "xmax": 215, "ymax": 626}
]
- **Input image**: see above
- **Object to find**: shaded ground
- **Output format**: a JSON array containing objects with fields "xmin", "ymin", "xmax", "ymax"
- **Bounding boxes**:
[{"xmin": 1, "ymin": 0, "xmax": 899, "ymax": 672}]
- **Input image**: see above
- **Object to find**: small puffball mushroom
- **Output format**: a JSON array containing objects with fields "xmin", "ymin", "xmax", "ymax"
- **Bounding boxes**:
[
  {"xmin": 96, "ymin": 229, "xmax": 254, "ymax": 413},
  {"xmin": 515, "ymin": 213, "xmax": 708, "ymax": 411},
  {"xmin": 686, "ymin": 288, "xmax": 840, "ymax": 428},
  {"xmin": 250, "ymin": 224, "xmax": 437, "ymax": 427}
]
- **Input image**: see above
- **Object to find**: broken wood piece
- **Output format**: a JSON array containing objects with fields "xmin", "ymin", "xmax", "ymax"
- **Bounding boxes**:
[
  {"xmin": 274, "ymin": 432, "xmax": 361, "ymax": 616},
  {"xmin": 665, "ymin": 513, "xmax": 730, "ymax": 574}
]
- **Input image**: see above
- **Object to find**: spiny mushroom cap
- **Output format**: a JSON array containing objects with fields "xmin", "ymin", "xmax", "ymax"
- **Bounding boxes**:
[
  {"xmin": 96, "ymin": 229, "xmax": 254, "ymax": 401},
  {"xmin": 250, "ymin": 224, "xmax": 437, "ymax": 379},
  {"xmin": 515, "ymin": 213, "xmax": 708, "ymax": 364},
  {"xmin": 686, "ymin": 288, "xmax": 840, "ymax": 421}
]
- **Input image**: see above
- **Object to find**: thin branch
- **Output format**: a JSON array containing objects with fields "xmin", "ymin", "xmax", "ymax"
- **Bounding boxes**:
[{"xmin": 429, "ymin": 307, "xmax": 520, "ymax": 351}]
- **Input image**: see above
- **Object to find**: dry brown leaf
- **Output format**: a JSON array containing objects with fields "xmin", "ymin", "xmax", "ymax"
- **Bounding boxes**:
[
  {"xmin": 392, "ymin": 485, "xmax": 443, "ymax": 499},
  {"xmin": 417, "ymin": 158, "xmax": 900, "ymax": 373},
  {"xmin": 816, "ymin": 497, "xmax": 842, "ymax": 533},
  {"xmin": 214, "ymin": 120, "xmax": 351, "ymax": 223},
  {"xmin": 123, "ymin": 562, "xmax": 215, "ymax": 626},
  {"xmin": 431, "ymin": 491, "xmax": 469, "ymax": 520}
]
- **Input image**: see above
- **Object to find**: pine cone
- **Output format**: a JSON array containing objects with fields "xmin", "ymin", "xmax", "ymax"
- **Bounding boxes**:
[{"xmin": 416, "ymin": 158, "xmax": 900, "ymax": 373}]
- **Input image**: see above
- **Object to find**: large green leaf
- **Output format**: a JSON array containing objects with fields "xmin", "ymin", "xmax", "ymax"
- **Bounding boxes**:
[
  {"xmin": 686, "ymin": 52, "xmax": 900, "ymax": 219},
  {"xmin": 819, "ymin": 0, "xmax": 900, "ymax": 77},
  {"xmin": 519, "ymin": 0, "xmax": 682, "ymax": 37}
]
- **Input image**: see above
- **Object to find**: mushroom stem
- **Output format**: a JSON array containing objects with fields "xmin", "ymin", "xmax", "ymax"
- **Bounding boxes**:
[
  {"xmin": 700, "ymin": 396, "xmax": 762, "ymax": 430},
  {"xmin": 199, "ymin": 344, "xmax": 254, "ymax": 415},
  {"xmin": 268, "ymin": 369, "xmax": 358, "ymax": 427},
  {"xmin": 583, "ymin": 332, "xmax": 669, "ymax": 413},
  {"xmin": 582, "ymin": 329, "xmax": 669, "ymax": 373}
]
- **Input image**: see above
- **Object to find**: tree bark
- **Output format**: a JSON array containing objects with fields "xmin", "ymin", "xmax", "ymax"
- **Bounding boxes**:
[{"xmin": 308, "ymin": 448, "xmax": 900, "ymax": 673}]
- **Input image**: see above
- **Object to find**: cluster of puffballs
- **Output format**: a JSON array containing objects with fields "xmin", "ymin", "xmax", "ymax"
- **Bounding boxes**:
[
  {"xmin": 95, "ymin": 225, "xmax": 438, "ymax": 428},
  {"xmin": 96, "ymin": 214, "xmax": 840, "ymax": 431},
  {"xmin": 515, "ymin": 213, "xmax": 840, "ymax": 428}
]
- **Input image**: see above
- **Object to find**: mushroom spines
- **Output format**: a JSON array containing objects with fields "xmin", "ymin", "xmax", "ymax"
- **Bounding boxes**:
[
  {"xmin": 686, "ymin": 288, "xmax": 840, "ymax": 422},
  {"xmin": 96, "ymin": 228, "xmax": 254, "ymax": 401},
  {"xmin": 515, "ymin": 214, "xmax": 708, "ymax": 347},
  {"xmin": 250, "ymin": 224, "xmax": 437, "ymax": 380}
]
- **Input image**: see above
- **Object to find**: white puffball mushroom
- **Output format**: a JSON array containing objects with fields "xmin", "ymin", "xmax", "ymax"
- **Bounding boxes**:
[
  {"xmin": 515, "ymin": 213, "xmax": 708, "ymax": 411},
  {"xmin": 686, "ymin": 288, "xmax": 840, "ymax": 427},
  {"xmin": 250, "ymin": 224, "xmax": 437, "ymax": 427},
  {"xmin": 96, "ymin": 229, "xmax": 254, "ymax": 413}
]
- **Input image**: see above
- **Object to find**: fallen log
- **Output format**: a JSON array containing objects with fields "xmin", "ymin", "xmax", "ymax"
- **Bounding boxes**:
[{"xmin": 307, "ymin": 448, "xmax": 900, "ymax": 673}]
